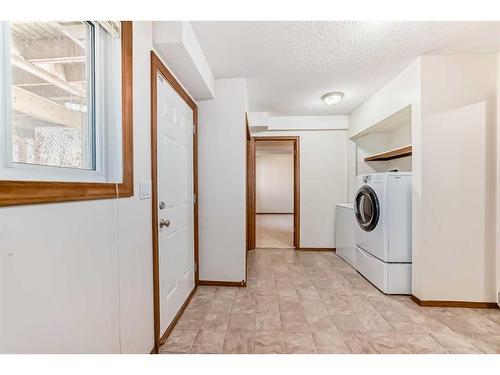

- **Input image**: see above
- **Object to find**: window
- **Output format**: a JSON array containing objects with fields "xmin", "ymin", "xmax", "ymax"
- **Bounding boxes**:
[
  {"xmin": 0, "ymin": 21, "xmax": 133, "ymax": 206},
  {"xmin": 9, "ymin": 21, "xmax": 95, "ymax": 171}
]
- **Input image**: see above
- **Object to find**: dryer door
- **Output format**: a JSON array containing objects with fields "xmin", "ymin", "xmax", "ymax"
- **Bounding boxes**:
[{"xmin": 354, "ymin": 185, "xmax": 380, "ymax": 232}]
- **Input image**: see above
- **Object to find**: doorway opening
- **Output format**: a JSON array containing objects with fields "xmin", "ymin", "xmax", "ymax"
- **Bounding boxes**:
[{"xmin": 247, "ymin": 136, "xmax": 300, "ymax": 250}]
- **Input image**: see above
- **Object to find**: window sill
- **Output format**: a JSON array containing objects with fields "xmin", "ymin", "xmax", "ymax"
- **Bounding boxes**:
[{"xmin": 0, "ymin": 179, "xmax": 133, "ymax": 206}]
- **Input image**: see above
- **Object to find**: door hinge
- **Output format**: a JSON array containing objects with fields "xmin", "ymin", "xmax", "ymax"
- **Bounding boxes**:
[
  {"xmin": 193, "ymin": 194, "xmax": 197, "ymax": 204},
  {"xmin": 193, "ymin": 125, "xmax": 196, "ymax": 135},
  {"xmin": 194, "ymin": 262, "xmax": 198, "ymax": 273}
]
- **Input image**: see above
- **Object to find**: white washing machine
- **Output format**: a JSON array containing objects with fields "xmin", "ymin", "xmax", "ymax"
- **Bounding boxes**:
[{"xmin": 353, "ymin": 172, "xmax": 412, "ymax": 294}]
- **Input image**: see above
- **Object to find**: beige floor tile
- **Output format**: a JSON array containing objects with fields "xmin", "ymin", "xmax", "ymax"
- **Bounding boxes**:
[
  {"xmin": 476, "ymin": 309, "xmax": 500, "ymax": 325},
  {"xmin": 306, "ymin": 314, "xmax": 338, "ymax": 333},
  {"xmin": 430, "ymin": 332, "xmax": 482, "ymax": 354},
  {"xmin": 256, "ymin": 295, "xmax": 280, "ymax": 314},
  {"xmin": 190, "ymin": 330, "xmax": 226, "ymax": 354},
  {"xmin": 209, "ymin": 297, "xmax": 233, "ymax": 313},
  {"xmin": 228, "ymin": 313, "xmax": 256, "ymax": 331},
  {"xmin": 202, "ymin": 312, "xmax": 230, "ymax": 331},
  {"xmin": 401, "ymin": 333, "xmax": 448, "ymax": 354},
  {"xmin": 231, "ymin": 297, "xmax": 256, "ymax": 314},
  {"xmin": 256, "ymin": 288, "xmax": 277, "ymax": 297},
  {"xmin": 161, "ymin": 248, "xmax": 493, "ymax": 355},
  {"xmin": 342, "ymin": 333, "xmax": 378, "ymax": 354},
  {"xmin": 369, "ymin": 333, "xmax": 413, "ymax": 353},
  {"xmin": 277, "ymin": 288, "xmax": 299, "ymax": 301},
  {"xmin": 235, "ymin": 288, "xmax": 256, "ymax": 300},
  {"xmin": 312, "ymin": 332, "xmax": 349, "ymax": 353},
  {"xmin": 279, "ymin": 299, "xmax": 305, "ymax": 314},
  {"xmin": 381, "ymin": 311, "xmax": 427, "ymax": 334},
  {"xmin": 284, "ymin": 332, "xmax": 317, "ymax": 353},
  {"xmin": 185, "ymin": 298, "xmax": 211, "ymax": 313},
  {"xmin": 256, "ymin": 311, "xmax": 282, "ymax": 332},
  {"xmin": 461, "ymin": 313, "xmax": 500, "ymax": 335},
  {"xmin": 160, "ymin": 329, "xmax": 198, "ymax": 353},
  {"xmin": 281, "ymin": 311, "xmax": 311, "ymax": 333},
  {"xmin": 214, "ymin": 287, "xmax": 237, "ymax": 300},
  {"xmin": 175, "ymin": 310, "xmax": 207, "ymax": 330},
  {"xmin": 193, "ymin": 287, "xmax": 217, "ymax": 299},
  {"xmin": 294, "ymin": 281, "xmax": 316, "ymax": 291},
  {"xmin": 436, "ymin": 315, "xmax": 488, "ymax": 335},
  {"xmin": 356, "ymin": 311, "xmax": 392, "ymax": 332},
  {"xmin": 222, "ymin": 330, "xmax": 254, "ymax": 354},
  {"xmin": 301, "ymin": 300, "xmax": 328, "ymax": 314},
  {"xmin": 256, "ymin": 214, "xmax": 294, "ymax": 248},
  {"xmin": 460, "ymin": 333, "xmax": 500, "ymax": 354},
  {"xmin": 330, "ymin": 313, "xmax": 367, "ymax": 333},
  {"xmin": 254, "ymin": 331, "xmax": 285, "ymax": 354}
]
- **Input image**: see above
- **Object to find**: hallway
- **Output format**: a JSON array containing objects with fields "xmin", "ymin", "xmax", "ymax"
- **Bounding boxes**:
[
  {"xmin": 160, "ymin": 249, "xmax": 500, "ymax": 354},
  {"xmin": 256, "ymin": 214, "xmax": 294, "ymax": 249}
]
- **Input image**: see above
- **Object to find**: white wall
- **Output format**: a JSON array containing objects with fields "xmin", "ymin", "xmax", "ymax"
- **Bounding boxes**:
[
  {"xmin": 0, "ymin": 21, "xmax": 155, "ymax": 353},
  {"xmin": 117, "ymin": 21, "xmax": 155, "ymax": 353},
  {"xmin": 348, "ymin": 59, "xmax": 421, "ymax": 200},
  {"xmin": 255, "ymin": 129, "xmax": 348, "ymax": 248},
  {"xmin": 256, "ymin": 154, "xmax": 294, "ymax": 213},
  {"xmin": 153, "ymin": 21, "xmax": 214, "ymax": 100},
  {"xmin": 349, "ymin": 54, "xmax": 499, "ymax": 303},
  {"xmin": 197, "ymin": 78, "xmax": 248, "ymax": 282},
  {"xmin": 414, "ymin": 54, "xmax": 498, "ymax": 303},
  {"xmin": 355, "ymin": 122, "xmax": 412, "ymax": 177},
  {"xmin": 268, "ymin": 115, "xmax": 348, "ymax": 131}
]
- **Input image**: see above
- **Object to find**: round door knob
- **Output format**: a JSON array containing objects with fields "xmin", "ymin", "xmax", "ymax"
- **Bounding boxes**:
[
  {"xmin": 159, "ymin": 219, "xmax": 170, "ymax": 228},
  {"xmin": 159, "ymin": 201, "xmax": 166, "ymax": 209}
]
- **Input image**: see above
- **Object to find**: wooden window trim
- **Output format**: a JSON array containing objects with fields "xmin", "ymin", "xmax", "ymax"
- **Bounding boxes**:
[{"xmin": 0, "ymin": 21, "xmax": 134, "ymax": 206}]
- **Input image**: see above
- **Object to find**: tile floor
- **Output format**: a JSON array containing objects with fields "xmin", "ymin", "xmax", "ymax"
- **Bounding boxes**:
[
  {"xmin": 160, "ymin": 248, "xmax": 500, "ymax": 354},
  {"xmin": 256, "ymin": 214, "xmax": 294, "ymax": 248}
]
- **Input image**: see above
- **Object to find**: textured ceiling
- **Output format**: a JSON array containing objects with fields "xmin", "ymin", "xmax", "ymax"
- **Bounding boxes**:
[{"xmin": 191, "ymin": 21, "xmax": 500, "ymax": 115}]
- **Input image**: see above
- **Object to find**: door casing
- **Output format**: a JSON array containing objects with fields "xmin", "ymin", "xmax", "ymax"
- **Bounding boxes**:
[
  {"xmin": 247, "ymin": 136, "xmax": 300, "ymax": 250},
  {"xmin": 150, "ymin": 51, "xmax": 199, "ymax": 353}
]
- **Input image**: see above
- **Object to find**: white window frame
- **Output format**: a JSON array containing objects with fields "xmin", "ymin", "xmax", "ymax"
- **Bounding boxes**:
[{"xmin": 0, "ymin": 21, "xmax": 122, "ymax": 183}]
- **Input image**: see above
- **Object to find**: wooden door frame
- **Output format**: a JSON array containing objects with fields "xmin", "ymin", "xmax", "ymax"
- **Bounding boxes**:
[
  {"xmin": 150, "ymin": 51, "xmax": 199, "ymax": 353},
  {"xmin": 247, "ymin": 136, "xmax": 300, "ymax": 250},
  {"xmin": 246, "ymin": 116, "xmax": 256, "ymax": 251}
]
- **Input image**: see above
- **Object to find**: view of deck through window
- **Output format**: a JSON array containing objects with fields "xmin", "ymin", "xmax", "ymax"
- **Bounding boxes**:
[{"xmin": 10, "ymin": 21, "xmax": 94, "ymax": 169}]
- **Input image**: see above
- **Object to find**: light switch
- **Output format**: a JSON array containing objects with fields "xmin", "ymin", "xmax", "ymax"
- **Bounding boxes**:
[{"xmin": 139, "ymin": 180, "xmax": 152, "ymax": 200}]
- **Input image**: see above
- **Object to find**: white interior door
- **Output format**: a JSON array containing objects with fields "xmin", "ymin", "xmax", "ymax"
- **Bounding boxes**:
[{"xmin": 157, "ymin": 73, "xmax": 195, "ymax": 335}]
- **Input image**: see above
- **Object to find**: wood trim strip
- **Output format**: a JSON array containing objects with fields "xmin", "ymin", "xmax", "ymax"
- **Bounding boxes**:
[
  {"xmin": 150, "ymin": 51, "xmax": 199, "ymax": 354},
  {"xmin": 365, "ymin": 144, "xmax": 412, "ymax": 161},
  {"xmin": 198, "ymin": 280, "xmax": 247, "ymax": 287},
  {"xmin": 157, "ymin": 286, "xmax": 197, "ymax": 348},
  {"xmin": 246, "ymin": 132, "xmax": 256, "ymax": 251},
  {"xmin": 0, "ymin": 21, "xmax": 134, "ymax": 206},
  {"xmin": 294, "ymin": 137, "xmax": 300, "ymax": 249},
  {"xmin": 411, "ymin": 295, "xmax": 499, "ymax": 309},
  {"xmin": 298, "ymin": 248, "xmax": 336, "ymax": 252}
]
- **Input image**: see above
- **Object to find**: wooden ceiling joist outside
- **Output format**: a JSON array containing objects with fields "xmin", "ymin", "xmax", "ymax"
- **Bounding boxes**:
[
  {"xmin": 12, "ymin": 54, "xmax": 85, "ymax": 98},
  {"xmin": 47, "ymin": 22, "xmax": 87, "ymax": 50},
  {"xmin": 12, "ymin": 86, "xmax": 82, "ymax": 129},
  {"xmin": 28, "ymin": 56, "xmax": 86, "ymax": 64}
]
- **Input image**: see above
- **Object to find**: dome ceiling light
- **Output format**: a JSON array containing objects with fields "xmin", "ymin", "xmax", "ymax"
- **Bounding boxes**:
[{"xmin": 321, "ymin": 92, "xmax": 344, "ymax": 106}]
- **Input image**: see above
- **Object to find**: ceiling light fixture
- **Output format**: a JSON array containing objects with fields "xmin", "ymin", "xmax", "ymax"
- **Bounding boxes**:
[{"xmin": 322, "ymin": 92, "xmax": 344, "ymax": 106}]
